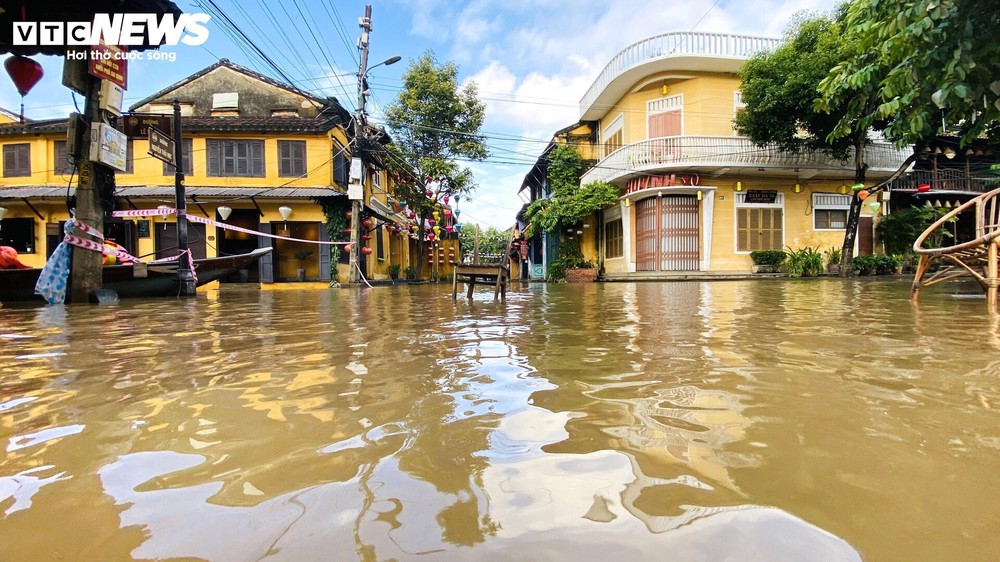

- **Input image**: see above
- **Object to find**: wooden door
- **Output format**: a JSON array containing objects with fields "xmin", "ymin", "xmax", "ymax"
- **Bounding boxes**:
[
  {"xmin": 636, "ymin": 198, "xmax": 658, "ymax": 271},
  {"xmin": 659, "ymin": 195, "xmax": 699, "ymax": 271}
]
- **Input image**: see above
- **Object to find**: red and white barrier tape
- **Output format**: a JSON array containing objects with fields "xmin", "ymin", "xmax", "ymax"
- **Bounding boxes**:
[
  {"xmin": 186, "ymin": 214, "xmax": 349, "ymax": 245},
  {"xmin": 111, "ymin": 209, "xmax": 177, "ymax": 218},
  {"xmin": 64, "ymin": 234, "xmax": 140, "ymax": 263}
]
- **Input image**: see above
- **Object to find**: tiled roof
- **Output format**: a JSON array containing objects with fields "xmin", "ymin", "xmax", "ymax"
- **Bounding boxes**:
[
  {"xmin": 0, "ymin": 116, "xmax": 343, "ymax": 136},
  {"xmin": 0, "ymin": 186, "xmax": 345, "ymax": 199}
]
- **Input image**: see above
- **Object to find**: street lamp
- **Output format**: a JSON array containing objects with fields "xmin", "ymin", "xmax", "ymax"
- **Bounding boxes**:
[{"xmin": 349, "ymin": 47, "xmax": 401, "ymax": 285}]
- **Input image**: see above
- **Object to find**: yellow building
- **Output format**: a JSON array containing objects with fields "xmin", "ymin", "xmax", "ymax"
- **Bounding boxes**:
[
  {"xmin": 521, "ymin": 32, "xmax": 911, "ymax": 277},
  {"xmin": 0, "ymin": 59, "xmax": 418, "ymax": 284}
]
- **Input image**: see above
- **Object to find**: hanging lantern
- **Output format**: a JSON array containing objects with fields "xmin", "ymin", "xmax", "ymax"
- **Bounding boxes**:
[
  {"xmin": 361, "ymin": 246, "xmax": 373, "ymax": 255},
  {"xmin": 858, "ymin": 190, "xmax": 869, "ymax": 201},
  {"xmin": 427, "ymin": 233, "xmax": 436, "ymax": 242},
  {"xmin": 361, "ymin": 218, "xmax": 374, "ymax": 229},
  {"xmin": 455, "ymin": 209, "xmax": 461, "ymax": 217},
  {"xmin": 443, "ymin": 195, "xmax": 449, "ymax": 204},
  {"xmin": 433, "ymin": 211, "xmax": 440, "ymax": 220},
  {"xmin": 454, "ymin": 223, "xmax": 462, "ymax": 232},
  {"xmin": 444, "ymin": 209, "xmax": 451, "ymax": 218},
  {"xmin": 217, "ymin": 206, "xmax": 232, "ymax": 221},
  {"xmin": 400, "ymin": 201, "xmax": 407, "ymax": 209},
  {"xmin": 426, "ymin": 189, "xmax": 434, "ymax": 197},
  {"xmin": 428, "ymin": 218, "xmax": 435, "ymax": 226},
  {"xmin": 344, "ymin": 227, "xmax": 352, "ymax": 234},
  {"xmin": 4, "ymin": 55, "xmax": 43, "ymax": 123},
  {"xmin": 445, "ymin": 225, "xmax": 453, "ymax": 234},
  {"xmin": 407, "ymin": 210, "xmax": 415, "ymax": 219},
  {"xmin": 433, "ymin": 226, "xmax": 440, "ymax": 236},
  {"xmin": 869, "ymin": 202, "xmax": 881, "ymax": 213},
  {"xmin": 362, "ymin": 234, "xmax": 372, "ymax": 241},
  {"xmin": 851, "ymin": 183, "xmax": 865, "ymax": 192},
  {"xmin": 345, "ymin": 243, "xmax": 353, "ymax": 253}
]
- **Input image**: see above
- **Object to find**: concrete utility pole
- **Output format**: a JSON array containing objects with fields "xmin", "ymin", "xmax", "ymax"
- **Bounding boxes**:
[
  {"xmin": 349, "ymin": 5, "xmax": 373, "ymax": 285},
  {"xmin": 173, "ymin": 100, "xmax": 196, "ymax": 295},
  {"xmin": 70, "ymin": 75, "xmax": 110, "ymax": 303}
]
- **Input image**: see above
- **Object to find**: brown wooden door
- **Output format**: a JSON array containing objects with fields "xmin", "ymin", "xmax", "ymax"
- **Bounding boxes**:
[{"xmin": 636, "ymin": 198, "xmax": 658, "ymax": 271}]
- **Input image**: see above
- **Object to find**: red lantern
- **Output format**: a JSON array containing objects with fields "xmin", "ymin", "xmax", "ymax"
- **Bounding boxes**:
[
  {"xmin": 444, "ymin": 209, "xmax": 452, "ymax": 218},
  {"xmin": 362, "ymin": 234, "xmax": 372, "ymax": 241},
  {"xmin": 361, "ymin": 246, "xmax": 374, "ymax": 255},
  {"xmin": 361, "ymin": 218, "xmax": 374, "ymax": 229},
  {"xmin": 344, "ymin": 243, "xmax": 353, "ymax": 253},
  {"xmin": 445, "ymin": 225, "xmax": 453, "ymax": 234},
  {"xmin": 858, "ymin": 190, "xmax": 869, "ymax": 201},
  {"xmin": 428, "ymin": 219, "xmax": 435, "ymax": 226},
  {"xmin": 917, "ymin": 184, "xmax": 931, "ymax": 193},
  {"xmin": 5, "ymin": 55, "xmax": 43, "ymax": 123}
]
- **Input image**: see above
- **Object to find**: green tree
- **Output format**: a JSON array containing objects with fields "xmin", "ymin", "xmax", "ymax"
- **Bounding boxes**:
[
  {"xmin": 523, "ymin": 145, "xmax": 618, "ymax": 237},
  {"xmin": 818, "ymin": 0, "xmax": 1000, "ymax": 147},
  {"xmin": 384, "ymin": 52, "xmax": 488, "ymax": 277},
  {"xmin": 736, "ymin": 9, "xmax": 912, "ymax": 274},
  {"xmin": 457, "ymin": 225, "xmax": 510, "ymax": 261}
]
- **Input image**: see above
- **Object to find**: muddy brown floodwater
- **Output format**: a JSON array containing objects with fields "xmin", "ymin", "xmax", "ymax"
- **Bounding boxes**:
[{"xmin": 1, "ymin": 279, "xmax": 998, "ymax": 561}]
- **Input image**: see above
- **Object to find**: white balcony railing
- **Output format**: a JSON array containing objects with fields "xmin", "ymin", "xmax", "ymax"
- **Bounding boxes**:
[
  {"xmin": 580, "ymin": 136, "xmax": 911, "ymax": 185},
  {"xmin": 580, "ymin": 32, "xmax": 780, "ymax": 117}
]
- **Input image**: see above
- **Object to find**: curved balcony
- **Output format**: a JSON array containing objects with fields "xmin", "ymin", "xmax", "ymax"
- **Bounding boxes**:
[
  {"xmin": 580, "ymin": 32, "xmax": 779, "ymax": 120},
  {"xmin": 580, "ymin": 136, "xmax": 912, "ymax": 186}
]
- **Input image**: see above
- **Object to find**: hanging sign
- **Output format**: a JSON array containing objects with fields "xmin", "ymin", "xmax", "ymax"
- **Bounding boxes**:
[
  {"xmin": 147, "ymin": 126, "xmax": 175, "ymax": 166},
  {"xmin": 88, "ymin": 44, "xmax": 127, "ymax": 89},
  {"xmin": 744, "ymin": 190, "xmax": 778, "ymax": 204},
  {"xmin": 124, "ymin": 114, "xmax": 172, "ymax": 138}
]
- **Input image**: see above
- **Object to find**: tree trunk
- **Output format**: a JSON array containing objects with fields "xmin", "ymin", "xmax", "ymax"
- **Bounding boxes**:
[{"xmin": 839, "ymin": 134, "xmax": 868, "ymax": 276}]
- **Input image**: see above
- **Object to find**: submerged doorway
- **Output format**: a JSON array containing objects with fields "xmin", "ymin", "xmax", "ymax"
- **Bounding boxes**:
[{"xmin": 635, "ymin": 195, "xmax": 699, "ymax": 272}]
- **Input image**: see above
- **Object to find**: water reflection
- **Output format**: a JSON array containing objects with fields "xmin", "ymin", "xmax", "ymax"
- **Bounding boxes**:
[{"xmin": 1, "ymin": 281, "xmax": 997, "ymax": 560}]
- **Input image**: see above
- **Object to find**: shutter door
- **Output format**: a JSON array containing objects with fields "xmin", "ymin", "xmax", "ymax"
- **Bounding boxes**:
[
  {"xmin": 258, "ymin": 223, "xmax": 274, "ymax": 283},
  {"xmin": 319, "ymin": 224, "xmax": 331, "ymax": 281},
  {"xmin": 659, "ymin": 195, "xmax": 699, "ymax": 271},
  {"xmin": 635, "ymin": 198, "xmax": 658, "ymax": 271},
  {"xmin": 648, "ymin": 110, "xmax": 681, "ymax": 137}
]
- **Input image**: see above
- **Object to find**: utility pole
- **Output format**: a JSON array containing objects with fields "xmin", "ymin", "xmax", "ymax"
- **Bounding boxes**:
[
  {"xmin": 174, "ymin": 99, "xmax": 196, "ymax": 295},
  {"xmin": 70, "ymin": 75, "xmax": 110, "ymax": 303},
  {"xmin": 349, "ymin": 5, "xmax": 373, "ymax": 285}
]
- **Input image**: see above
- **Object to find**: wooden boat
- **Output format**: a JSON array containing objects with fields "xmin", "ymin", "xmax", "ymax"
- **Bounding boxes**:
[{"xmin": 0, "ymin": 247, "xmax": 272, "ymax": 303}]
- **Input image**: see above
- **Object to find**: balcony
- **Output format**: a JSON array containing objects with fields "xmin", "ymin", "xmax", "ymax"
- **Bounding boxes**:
[
  {"xmin": 579, "ymin": 136, "xmax": 912, "ymax": 186},
  {"xmin": 887, "ymin": 169, "xmax": 994, "ymax": 194},
  {"xmin": 580, "ymin": 32, "xmax": 779, "ymax": 120}
]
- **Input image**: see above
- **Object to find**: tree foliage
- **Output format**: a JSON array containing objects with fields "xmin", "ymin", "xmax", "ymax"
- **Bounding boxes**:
[
  {"xmin": 818, "ymin": 0, "xmax": 1000, "ymax": 147},
  {"xmin": 382, "ymin": 51, "xmax": 488, "ymax": 275},
  {"xmin": 457, "ymin": 225, "xmax": 510, "ymax": 260},
  {"xmin": 523, "ymin": 145, "xmax": 619, "ymax": 237}
]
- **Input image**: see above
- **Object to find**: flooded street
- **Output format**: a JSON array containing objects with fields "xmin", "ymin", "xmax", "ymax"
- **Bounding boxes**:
[{"xmin": 1, "ymin": 280, "xmax": 998, "ymax": 561}]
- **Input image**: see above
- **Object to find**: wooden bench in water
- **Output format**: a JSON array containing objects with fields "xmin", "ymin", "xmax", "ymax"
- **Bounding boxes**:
[
  {"xmin": 911, "ymin": 186, "xmax": 1000, "ymax": 310},
  {"xmin": 452, "ymin": 262, "xmax": 510, "ymax": 301}
]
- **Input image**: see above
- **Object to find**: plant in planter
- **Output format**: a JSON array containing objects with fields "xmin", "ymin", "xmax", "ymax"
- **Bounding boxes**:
[
  {"xmin": 404, "ymin": 265, "xmax": 417, "ymax": 280},
  {"xmin": 294, "ymin": 250, "xmax": 313, "ymax": 281},
  {"xmin": 824, "ymin": 246, "xmax": 842, "ymax": 274},
  {"xmin": 852, "ymin": 254, "xmax": 877, "ymax": 275},
  {"xmin": 785, "ymin": 246, "xmax": 824, "ymax": 278},
  {"xmin": 749, "ymin": 250, "xmax": 786, "ymax": 273},
  {"xmin": 388, "ymin": 264, "xmax": 401, "ymax": 280}
]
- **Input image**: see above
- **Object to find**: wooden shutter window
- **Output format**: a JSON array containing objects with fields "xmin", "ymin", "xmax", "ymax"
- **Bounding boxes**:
[
  {"xmin": 278, "ymin": 140, "xmax": 306, "ymax": 177},
  {"xmin": 164, "ymin": 139, "xmax": 193, "ymax": 176},
  {"xmin": 207, "ymin": 139, "xmax": 221, "ymax": 176},
  {"xmin": 3, "ymin": 143, "xmax": 30, "ymax": 177}
]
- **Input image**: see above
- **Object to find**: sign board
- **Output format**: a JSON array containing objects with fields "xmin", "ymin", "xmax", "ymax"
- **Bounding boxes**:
[
  {"xmin": 124, "ymin": 114, "xmax": 172, "ymax": 138},
  {"xmin": 62, "ymin": 55, "xmax": 88, "ymax": 95},
  {"xmin": 147, "ymin": 127, "xmax": 175, "ymax": 166},
  {"xmin": 744, "ymin": 190, "xmax": 778, "ymax": 204},
  {"xmin": 88, "ymin": 123, "xmax": 127, "ymax": 171},
  {"xmin": 88, "ymin": 44, "xmax": 127, "ymax": 89},
  {"xmin": 137, "ymin": 220, "xmax": 150, "ymax": 238}
]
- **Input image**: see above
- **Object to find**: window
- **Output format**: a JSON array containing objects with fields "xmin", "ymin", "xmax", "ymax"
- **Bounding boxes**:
[
  {"xmin": 603, "ymin": 114, "xmax": 623, "ymax": 157},
  {"xmin": 371, "ymin": 167, "xmax": 381, "ymax": 189},
  {"xmin": 647, "ymin": 94, "xmax": 683, "ymax": 137},
  {"xmin": 206, "ymin": 139, "xmax": 264, "ymax": 177},
  {"xmin": 3, "ymin": 143, "xmax": 30, "ymax": 177},
  {"xmin": 736, "ymin": 192, "xmax": 784, "ymax": 252},
  {"xmin": 605, "ymin": 218, "xmax": 623, "ymax": 258},
  {"xmin": 163, "ymin": 138, "xmax": 194, "ymax": 175},
  {"xmin": 53, "ymin": 141, "xmax": 74, "ymax": 175},
  {"xmin": 333, "ymin": 143, "xmax": 348, "ymax": 187},
  {"xmin": 813, "ymin": 193, "xmax": 851, "ymax": 230},
  {"xmin": 278, "ymin": 140, "xmax": 306, "ymax": 177},
  {"xmin": 0, "ymin": 217, "xmax": 35, "ymax": 253},
  {"xmin": 376, "ymin": 224, "xmax": 385, "ymax": 261}
]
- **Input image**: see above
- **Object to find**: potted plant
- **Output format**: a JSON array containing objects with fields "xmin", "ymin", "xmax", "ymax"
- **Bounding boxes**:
[
  {"xmin": 749, "ymin": 250, "xmax": 785, "ymax": 273},
  {"xmin": 565, "ymin": 260, "xmax": 597, "ymax": 283},
  {"xmin": 404, "ymin": 265, "xmax": 417, "ymax": 280},
  {"xmin": 293, "ymin": 250, "xmax": 313, "ymax": 281},
  {"xmin": 824, "ymin": 247, "xmax": 842, "ymax": 274},
  {"xmin": 388, "ymin": 264, "xmax": 401, "ymax": 280}
]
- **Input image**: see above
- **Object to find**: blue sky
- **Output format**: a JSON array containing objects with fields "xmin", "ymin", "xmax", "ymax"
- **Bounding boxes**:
[{"xmin": 2, "ymin": 0, "xmax": 838, "ymax": 229}]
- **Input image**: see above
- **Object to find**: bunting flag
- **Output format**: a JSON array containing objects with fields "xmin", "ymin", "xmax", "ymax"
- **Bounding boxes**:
[{"xmin": 186, "ymin": 214, "xmax": 350, "ymax": 245}]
